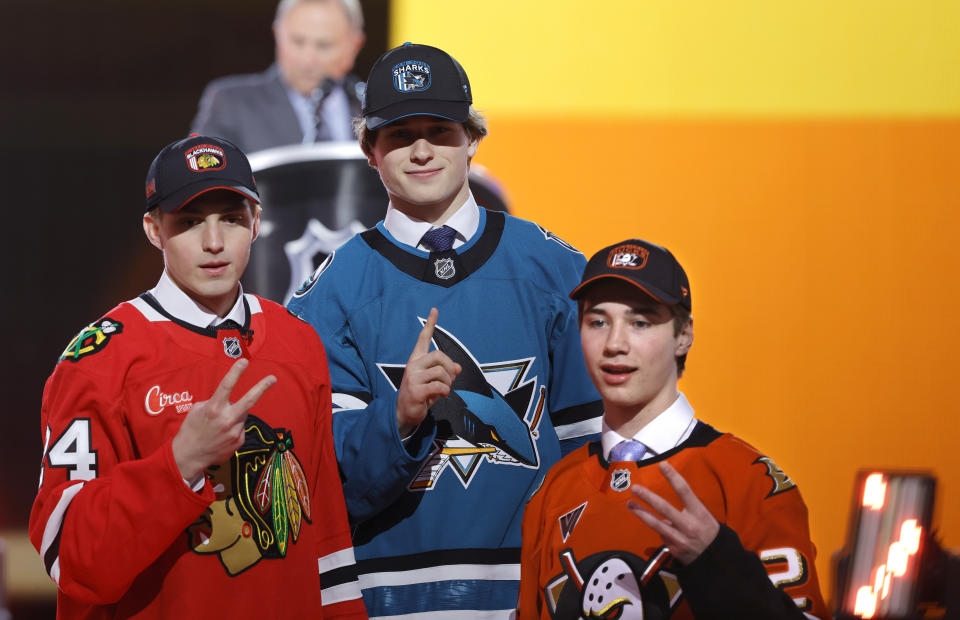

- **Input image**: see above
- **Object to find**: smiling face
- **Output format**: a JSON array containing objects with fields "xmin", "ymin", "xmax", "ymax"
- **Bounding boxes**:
[
  {"xmin": 143, "ymin": 191, "xmax": 260, "ymax": 317},
  {"xmin": 579, "ymin": 279, "xmax": 693, "ymax": 434},
  {"xmin": 274, "ymin": 0, "xmax": 364, "ymax": 95},
  {"xmin": 366, "ymin": 115, "xmax": 478, "ymax": 223}
]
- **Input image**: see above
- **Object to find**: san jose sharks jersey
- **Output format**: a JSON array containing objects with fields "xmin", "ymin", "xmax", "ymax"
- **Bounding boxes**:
[
  {"xmin": 517, "ymin": 423, "xmax": 832, "ymax": 620},
  {"xmin": 287, "ymin": 208, "xmax": 603, "ymax": 618},
  {"xmin": 30, "ymin": 293, "xmax": 366, "ymax": 619}
]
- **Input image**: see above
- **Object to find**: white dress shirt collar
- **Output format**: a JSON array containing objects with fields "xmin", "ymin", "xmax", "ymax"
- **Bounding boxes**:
[
  {"xmin": 149, "ymin": 271, "xmax": 247, "ymax": 329},
  {"xmin": 383, "ymin": 192, "xmax": 480, "ymax": 251},
  {"xmin": 601, "ymin": 393, "xmax": 698, "ymax": 461}
]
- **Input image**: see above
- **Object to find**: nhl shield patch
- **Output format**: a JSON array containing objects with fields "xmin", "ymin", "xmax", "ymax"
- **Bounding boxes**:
[
  {"xmin": 393, "ymin": 60, "xmax": 431, "ymax": 92},
  {"xmin": 223, "ymin": 337, "xmax": 242, "ymax": 359},
  {"xmin": 610, "ymin": 468, "xmax": 631, "ymax": 492},
  {"xmin": 434, "ymin": 257, "xmax": 455, "ymax": 280}
]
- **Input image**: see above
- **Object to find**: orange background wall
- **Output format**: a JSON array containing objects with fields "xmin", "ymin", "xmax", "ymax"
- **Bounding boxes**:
[{"xmin": 392, "ymin": 0, "xmax": 960, "ymax": 602}]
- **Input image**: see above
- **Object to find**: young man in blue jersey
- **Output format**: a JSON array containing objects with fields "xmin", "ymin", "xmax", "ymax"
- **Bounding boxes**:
[{"xmin": 287, "ymin": 43, "xmax": 603, "ymax": 618}]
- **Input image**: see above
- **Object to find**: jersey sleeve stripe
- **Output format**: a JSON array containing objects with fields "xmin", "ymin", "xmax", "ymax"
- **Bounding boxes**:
[
  {"xmin": 554, "ymin": 416, "xmax": 602, "ymax": 441},
  {"xmin": 40, "ymin": 482, "xmax": 85, "ymax": 583},
  {"xmin": 550, "ymin": 400, "xmax": 603, "ymax": 426},
  {"xmin": 359, "ymin": 562, "xmax": 520, "ymax": 588},
  {"xmin": 332, "ymin": 391, "xmax": 372, "ymax": 413},
  {"xmin": 318, "ymin": 546, "xmax": 359, "ymax": 574},
  {"xmin": 320, "ymin": 580, "xmax": 364, "ymax": 605}
]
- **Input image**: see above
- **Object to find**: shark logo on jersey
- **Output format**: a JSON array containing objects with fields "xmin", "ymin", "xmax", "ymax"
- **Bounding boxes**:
[
  {"xmin": 754, "ymin": 456, "xmax": 797, "ymax": 498},
  {"xmin": 378, "ymin": 319, "xmax": 545, "ymax": 490},
  {"xmin": 545, "ymin": 548, "xmax": 680, "ymax": 620}
]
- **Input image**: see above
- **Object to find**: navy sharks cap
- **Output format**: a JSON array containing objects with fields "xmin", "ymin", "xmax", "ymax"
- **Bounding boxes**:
[
  {"xmin": 570, "ymin": 239, "xmax": 691, "ymax": 311},
  {"xmin": 144, "ymin": 135, "xmax": 260, "ymax": 213},
  {"xmin": 362, "ymin": 42, "xmax": 472, "ymax": 130}
]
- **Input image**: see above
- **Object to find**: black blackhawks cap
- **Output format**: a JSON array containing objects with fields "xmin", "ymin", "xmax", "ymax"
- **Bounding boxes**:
[
  {"xmin": 570, "ymin": 239, "xmax": 692, "ymax": 311},
  {"xmin": 144, "ymin": 135, "xmax": 260, "ymax": 213},
  {"xmin": 362, "ymin": 42, "xmax": 472, "ymax": 130}
]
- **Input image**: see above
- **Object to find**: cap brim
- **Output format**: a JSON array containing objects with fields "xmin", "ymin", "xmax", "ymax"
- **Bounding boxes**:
[
  {"xmin": 365, "ymin": 99, "xmax": 470, "ymax": 130},
  {"xmin": 156, "ymin": 181, "xmax": 260, "ymax": 213},
  {"xmin": 569, "ymin": 274, "xmax": 680, "ymax": 306}
]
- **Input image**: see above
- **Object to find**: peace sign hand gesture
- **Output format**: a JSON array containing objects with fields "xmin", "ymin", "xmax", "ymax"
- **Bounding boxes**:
[
  {"xmin": 172, "ymin": 358, "xmax": 276, "ymax": 484},
  {"xmin": 627, "ymin": 461, "xmax": 720, "ymax": 565}
]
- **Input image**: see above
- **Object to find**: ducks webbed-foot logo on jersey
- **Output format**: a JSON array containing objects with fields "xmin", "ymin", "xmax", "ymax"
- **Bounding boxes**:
[
  {"xmin": 546, "ymin": 548, "xmax": 681, "ymax": 619},
  {"xmin": 378, "ymin": 318, "xmax": 545, "ymax": 490}
]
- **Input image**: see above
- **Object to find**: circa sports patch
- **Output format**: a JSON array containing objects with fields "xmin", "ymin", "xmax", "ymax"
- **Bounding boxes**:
[
  {"xmin": 393, "ymin": 60, "xmax": 431, "ymax": 93},
  {"xmin": 184, "ymin": 144, "xmax": 226, "ymax": 172},
  {"xmin": 60, "ymin": 318, "xmax": 123, "ymax": 363}
]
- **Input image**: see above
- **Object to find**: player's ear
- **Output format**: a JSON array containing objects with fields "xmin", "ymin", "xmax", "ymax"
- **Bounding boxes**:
[
  {"xmin": 250, "ymin": 204, "xmax": 261, "ymax": 243},
  {"xmin": 143, "ymin": 211, "xmax": 164, "ymax": 250},
  {"xmin": 675, "ymin": 316, "xmax": 694, "ymax": 356}
]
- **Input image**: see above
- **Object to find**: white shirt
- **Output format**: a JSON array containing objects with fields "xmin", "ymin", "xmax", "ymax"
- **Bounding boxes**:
[
  {"xmin": 601, "ymin": 393, "xmax": 698, "ymax": 461},
  {"xmin": 150, "ymin": 270, "xmax": 246, "ymax": 329},
  {"xmin": 383, "ymin": 192, "xmax": 480, "ymax": 251}
]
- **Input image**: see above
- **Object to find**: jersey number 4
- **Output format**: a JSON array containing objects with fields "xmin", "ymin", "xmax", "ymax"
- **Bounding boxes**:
[{"xmin": 40, "ymin": 419, "xmax": 98, "ymax": 487}]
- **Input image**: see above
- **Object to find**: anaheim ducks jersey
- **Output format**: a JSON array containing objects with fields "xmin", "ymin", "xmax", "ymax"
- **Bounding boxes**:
[
  {"xmin": 517, "ymin": 422, "xmax": 832, "ymax": 620},
  {"xmin": 29, "ymin": 293, "xmax": 366, "ymax": 619},
  {"xmin": 287, "ymin": 208, "xmax": 603, "ymax": 618}
]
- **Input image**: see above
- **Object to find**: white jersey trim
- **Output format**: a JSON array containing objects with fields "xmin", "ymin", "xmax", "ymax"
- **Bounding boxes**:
[
  {"xmin": 318, "ymin": 546, "xmax": 357, "ymax": 574},
  {"xmin": 40, "ymin": 482, "xmax": 85, "ymax": 583},
  {"xmin": 555, "ymin": 416, "xmax": 602, "ymax": 441},
  {"xmin": 128, "ymin": 297, "xmax": 168, "ymax": 322},
  {"xmin": 359, "ymin": 562, "xmax": 520, "ymax": 589},
  {"xmin": 322, "ymin": 580, "xmax": 364, "ymax": 605}
]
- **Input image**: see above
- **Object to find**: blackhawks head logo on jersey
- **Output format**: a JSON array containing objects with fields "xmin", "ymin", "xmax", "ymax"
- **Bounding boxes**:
[{"xmin": 187, "ymin": 414, "xmax": 311, "ymax": 576}]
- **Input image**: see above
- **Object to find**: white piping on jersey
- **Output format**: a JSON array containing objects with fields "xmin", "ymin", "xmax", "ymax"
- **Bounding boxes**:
[
  {"xmin": 331, "ymin": 392, "xmax": 370, "ymax": 413},
  {"xmin": 128, "ymin": 293, "xmax": 263, "ymax": 324},
  {"xmin": 555, "ymin": 417, "xmax": 602, "ymax": 441},
  {"xmin": 40, "ymin": 482, "xmax": 85, "ymax": 583},
  {"xmin": 321, "ymin": 580, "xmax": 364, "ymax": 605},
  {"xmin": 359, "ymin": 562, "xmax": 520, "ymax": 589},
  {"xmin": 318, "ymin": 546, "xmax": 358, "ymax": 574}
]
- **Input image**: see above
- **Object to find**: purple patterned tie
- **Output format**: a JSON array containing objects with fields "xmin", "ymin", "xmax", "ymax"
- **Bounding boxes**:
[
  {"xmin": 421, "ymin": 225, "xmax": 457, "ymax": 252},
  {"xmin": 610, "ymin": 439, "xmax": 647, "ymax": 463}
]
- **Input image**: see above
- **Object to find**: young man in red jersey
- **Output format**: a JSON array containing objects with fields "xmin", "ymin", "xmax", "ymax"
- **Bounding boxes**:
[
  {"xmin": 30, "ymin": 135, "xmax": 366, "ymax": 619},
  {"xmin": 517, "ymin": 239, "xmax": 832, "ymax": 619}
]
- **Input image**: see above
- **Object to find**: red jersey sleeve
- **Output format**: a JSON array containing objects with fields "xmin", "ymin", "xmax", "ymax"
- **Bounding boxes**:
[
  {"xmin": 308, "ymin": 338, "xmax": 368, "ymax": 619},
  {"xmin": 29, "ymin": 360, "xmax": 214, "ymax": 604}
]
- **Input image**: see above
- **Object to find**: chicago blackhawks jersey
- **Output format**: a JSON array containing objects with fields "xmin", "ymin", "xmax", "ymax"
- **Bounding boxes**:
[
  {"xmin": 287, "ymin": 208, "xmax": 603, "ymax": 618},
  {"xmin": 518, "ymin": 423, "xmax": 832, "ymax": 620},
  {"xmin": 29, "ymin": 291, "xmax": 366, "ymax": 619}
]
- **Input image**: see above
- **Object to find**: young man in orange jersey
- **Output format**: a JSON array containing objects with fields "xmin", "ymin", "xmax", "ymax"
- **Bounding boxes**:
[
  {"xmin": 29, "ymin": 135, "xmax": 366, "ymax": 619},
  {"xmin": 517, "ymin": 239, "xmax": 832, "ymax": 619}
]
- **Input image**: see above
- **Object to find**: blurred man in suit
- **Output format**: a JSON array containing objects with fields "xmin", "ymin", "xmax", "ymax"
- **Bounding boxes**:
[{"xmin": 191, "ymin": 0, "xmax": 366, "ymax": 153}]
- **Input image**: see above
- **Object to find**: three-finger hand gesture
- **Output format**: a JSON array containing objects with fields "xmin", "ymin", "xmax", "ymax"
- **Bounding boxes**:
[
  {"xmin": 172, "ymin": 358, "xmax": 276, "ymax": 483},
  {"xmin": 396, "ymin": 308, "xmax": 461, "ymax": 436},
  {"xmin": 627, "ymin": 461, "xmax": 720, "ymax": 565}
]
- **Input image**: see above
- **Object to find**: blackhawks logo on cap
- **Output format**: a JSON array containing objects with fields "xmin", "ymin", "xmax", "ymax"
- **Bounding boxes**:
[
  {"xmin": 184, "ymin": 144, "xmax": 226, "ymax": 172},
  {"xmin": 607, "ymin": 244, "xmax": 649, "ymax": 270},
  {"xmin": 393, "ymin": 60, "xmax": 431, "ymax": 92}
]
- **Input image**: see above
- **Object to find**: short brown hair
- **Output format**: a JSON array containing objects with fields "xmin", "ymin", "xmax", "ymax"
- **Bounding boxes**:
[{"xmin": 354, "ymin": 107, "xmax": 489, "ymax": 157}]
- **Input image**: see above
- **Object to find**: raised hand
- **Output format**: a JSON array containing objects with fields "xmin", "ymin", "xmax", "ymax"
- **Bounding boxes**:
[
  {"xmin": 172, "ymin": 358, "xmax": 276, "ymax": 484},
  {"xmin": 396, "ymin": 308, "xmax": 461, "ymax": 436},
  {"xmin": 626, "ymin": 460, "xmax": 720, "ymax": 565}
]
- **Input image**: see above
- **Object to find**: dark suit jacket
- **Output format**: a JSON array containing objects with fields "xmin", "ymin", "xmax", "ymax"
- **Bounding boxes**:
[{"xmin": 190, "ymin": 64, "xmax": 364, "ymax": 154}]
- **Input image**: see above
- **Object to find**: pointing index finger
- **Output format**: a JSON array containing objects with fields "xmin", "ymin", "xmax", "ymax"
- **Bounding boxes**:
[{"xmin": 412, "ymin": 308, "xmax": 439, "ymax": 358}]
